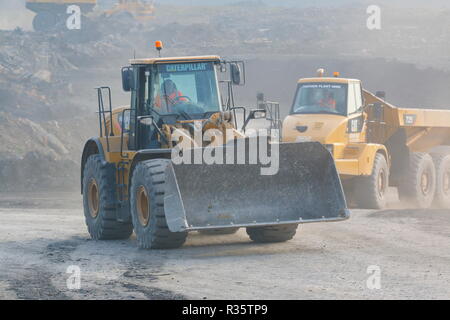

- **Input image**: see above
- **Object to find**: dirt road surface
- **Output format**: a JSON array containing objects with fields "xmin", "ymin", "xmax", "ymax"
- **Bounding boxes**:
[{"xmin": 0, "ymin": 191, "xmax": 449, "ymax": 300}]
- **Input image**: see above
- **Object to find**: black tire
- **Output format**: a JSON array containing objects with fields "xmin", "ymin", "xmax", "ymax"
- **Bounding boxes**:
[
  {"xmin": 398, "ymin": 153, "xmax": 436, "ymax": 209},
  {"xmin": 432, "ymin": 154, "xmax": 450, "ymax": 208},
  {"xmin": 246, "ymin": 224, "xmax": 298, "ymax": 243},
  {"xmin": 130, "ymin": 159, "xmax": 187, "ymax": 249},
  {"xmin": 82, "ymin": 155, "xmax": 133, "ymax": 240},
  {"xmin": 199, "ymin": 228, "xmax": 239, "ymax": 235},
  {"xmin": 354, "ymin": 153, "xmax": 389, "ymax": 209}
]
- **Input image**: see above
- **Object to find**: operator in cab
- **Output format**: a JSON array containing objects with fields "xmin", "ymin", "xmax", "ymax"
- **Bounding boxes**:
[
  {"xmin": 154, "ymin": 79, "xmax": 188, "ymax": 112},
  {"xmin": 319, "ymin": 91, "xmax": 337, "ymax": 110}
]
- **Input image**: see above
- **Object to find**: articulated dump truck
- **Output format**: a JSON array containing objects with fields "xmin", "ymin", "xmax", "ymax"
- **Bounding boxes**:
[
  {"xmin": 26, "ymin": 0, "xmax": 96, "ymax": 32},
  {"xmin": 81, "ymin": 55, "xmax": 349, "ymax": 249},
  {"xmin": 283, "ymin": 70, "xmax": 450, "ymax": 209}
]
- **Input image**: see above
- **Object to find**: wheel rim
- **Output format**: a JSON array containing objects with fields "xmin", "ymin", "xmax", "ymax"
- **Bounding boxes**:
[
  {"xmin": 378, "ymin": 169, "xmax": 386, "ymax": 198},
  {"xmin": 136, "ymin": 186, "xmax": 150, "ymax": 226},
  {"xmin": 88, "ymin": 179, "xmax": 99, "ymax": 218},
  {"xmin": 420, "ymin": 171, "xmax": 430, "ymax": 196}
]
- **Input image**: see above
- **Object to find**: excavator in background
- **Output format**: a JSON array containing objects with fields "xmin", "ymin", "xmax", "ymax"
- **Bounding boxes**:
[
  {"xmin": 26, "ymin": 0, "xmax": 155, "ymax": 32},
  {"xmin": 103, "ymin": 0, "xmax": 155, "ymax": 23},
  {"xmin": 282, "ymin": 69, "xmax": 450, "ymax": 209},
  {"xmin": 80, "ymin": 44, "xmax": 349, "ymax": 249}
]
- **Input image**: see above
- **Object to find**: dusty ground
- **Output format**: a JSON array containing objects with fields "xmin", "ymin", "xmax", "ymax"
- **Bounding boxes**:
[{"xmin": 0, "ymin": 191, "xmax": 449, "ymax": 300}]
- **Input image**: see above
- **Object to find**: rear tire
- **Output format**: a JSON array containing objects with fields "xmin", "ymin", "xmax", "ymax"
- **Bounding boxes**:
[
  {"xmin": 432, "ymin": 154, "xmax": 450, "ymax": 208},
  {"xmin": 354, "ymin": 153, "xmax": 389, "ymax": 209},
  {"xmin": 246, "ymin": 224, "xmax": 298, "ymax": 243},
  {"xmin": 130, "ymin": 159, "xmax": 187, "ymax": 249},
  {"xmin": 199, "ymin": 228, "xmax": 239, "ymax": 235},
  {"xmin": 398, "ymin": 153, "xmax": 436, "ymax": 209},
  {"xmin": 82, "ymin": 155, "xmax": 133, "ymax": 240}
]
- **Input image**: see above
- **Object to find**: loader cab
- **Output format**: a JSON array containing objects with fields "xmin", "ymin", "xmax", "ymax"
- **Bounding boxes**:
[{"xmin": 122, "ymin": 56, "xmax": 224, "ymax": 150}]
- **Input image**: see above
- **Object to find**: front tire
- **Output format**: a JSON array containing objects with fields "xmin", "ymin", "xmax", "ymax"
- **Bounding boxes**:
[
  {"xmin": 82, "ymin": 155, "xmax": 133, "ymax": 240},
  {"xmin": 246, "ymin": 224, "xmax": 298, "ymax": 243},
  {"xmin": 354, "ymin": 153, "xmax": 389, "ymax": 209},
  {"xmin": 130, "ymin": 159, "xmax": 187, "ymax": 249},
  {"xmin": 398, "ymin": 153, "xmax": 436, "ymax": 209}
]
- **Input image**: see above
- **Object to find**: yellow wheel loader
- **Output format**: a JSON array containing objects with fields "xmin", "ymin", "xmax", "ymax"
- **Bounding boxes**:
[
  {"xmin": 26, "ymin": 0, "xmax": 96, "ymax": 32},
  {"xmin": 81, "ymin": 53, "xmax": 349, "ymax": 249},
  {"xmin": 282, "ymin": 69, "xmax": 450, "ymax": 209}
]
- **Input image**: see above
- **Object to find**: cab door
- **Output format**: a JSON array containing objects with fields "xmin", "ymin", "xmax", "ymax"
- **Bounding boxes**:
[{"xmin": 346, "ymin": 81, "xmax": 366, "ymax": 143}]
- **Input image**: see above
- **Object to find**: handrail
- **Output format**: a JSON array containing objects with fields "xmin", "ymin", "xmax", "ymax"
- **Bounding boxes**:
[{"xmin": 95, "ymin": 86, "xmax": 115, "ymax": 152}]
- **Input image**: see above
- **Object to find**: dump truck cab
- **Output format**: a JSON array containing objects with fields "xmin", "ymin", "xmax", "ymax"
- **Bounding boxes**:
[
  {"xmin": 283, "ymin": 74, "xmax": 385, "ymax": 178},
  {"xmin": 283, "ymin": 70, "xmax": 450, "ymax": 210}
]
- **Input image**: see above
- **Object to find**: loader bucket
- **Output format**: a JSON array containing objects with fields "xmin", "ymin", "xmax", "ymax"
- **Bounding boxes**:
[{"xmin": 164, "ymin": 139, "xmax": 349, "ymax": 232}]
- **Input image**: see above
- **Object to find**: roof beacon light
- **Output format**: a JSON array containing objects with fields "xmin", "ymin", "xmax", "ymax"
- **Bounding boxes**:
[
  {"xmin": 317, "ymin": 68, "xmax": 325, "ymax": 77},
  {"xmin": 333, "ymin": 71, "xmax": 340, "ymax": 78},
  {"xmin": 155, "ymin": 40, "xmax": 163, "ymax": 57}
]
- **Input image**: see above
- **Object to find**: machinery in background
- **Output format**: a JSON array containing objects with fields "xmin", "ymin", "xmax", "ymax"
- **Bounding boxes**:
[
  {"xmin": 103, "ymin": 0, "xmax": 155, "ymax": 23},
  {"xmin": 26, "ymin": 0, "xmax": 155, "ymax": 32},
  {"xmin": 26, "ymin": 0, "xmax": 96, "ymax": 32}
]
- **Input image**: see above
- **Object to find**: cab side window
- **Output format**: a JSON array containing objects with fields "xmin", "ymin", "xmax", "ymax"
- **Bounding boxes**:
[
  {"xmin": 347, "ymin": 82, "xmax": 363, "ymax": 115},
  {"xmin": 347, "ymin": 83, "xmax": 357, "ymax": 114},
  {"xmin": 354, "ymin": 82, "xmax": 363, "ymax": 112}
]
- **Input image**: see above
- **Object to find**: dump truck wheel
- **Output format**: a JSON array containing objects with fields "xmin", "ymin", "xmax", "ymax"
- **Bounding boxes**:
[
  {"xmin": 398, "ymin": 153, "xmax": 436, "ymax": 209},
  {"xmin": 246, "ymin": 224, "xmax": 298, "ymax": 243},
  {"xmin": 354, "ymin": 153, "xmax": 389, "ymax": 209},
  {"xmin": 82, "ymin": 155, "xmax": 133, "ymax": 240},
  {"xmin": 432, "ymin": 154, "xmax": 450, "ymax": 208},
  {"xmin": 130, "ymin": 159, "xmax": 187, "ymax": 249},
  {"xmin": 199, "ymin": 228, "xmax": 239, "ymax": 235}
]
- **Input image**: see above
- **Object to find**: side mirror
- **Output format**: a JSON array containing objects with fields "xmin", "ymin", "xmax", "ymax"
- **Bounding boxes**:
[
  {"xmin": 256, "ymin": 92, "xmax": 267, "ymax": 110},
  {"xmin": 121, "ymin": 67, "xmax": 135, "ymax": 92},
  {"xmin": 230, "ymin": 63, "xmax": 241, "ymax": 85},
  {"xmin": 256, "ymin": 92, "xmax": 265, "ymax": 102}
]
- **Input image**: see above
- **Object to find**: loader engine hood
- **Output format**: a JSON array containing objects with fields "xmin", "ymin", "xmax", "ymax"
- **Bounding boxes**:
[{"xmin": 282, "ymin": 114, "xmax": 348, "ymax": 144}]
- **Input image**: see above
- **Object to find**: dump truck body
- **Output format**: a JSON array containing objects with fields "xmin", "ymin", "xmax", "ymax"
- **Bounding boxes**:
[
  {"xmin": 283, "ymin": 72, "xmax": 450, "ymax": 209},
  {"xmin": 80, "ymin": 55, "xmax": 348, "ymax": 249}
]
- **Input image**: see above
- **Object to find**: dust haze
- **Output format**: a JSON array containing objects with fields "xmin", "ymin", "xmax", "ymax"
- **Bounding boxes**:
[
  {"xmin": 0, "ymin": 0, "xmax": 449, "ymax": 188},
  {"xmin": 1, "ymin": 0, "xmax": 450, "ymax": 301},
  {"xmin": 1, "ymin": 0, "xmax": 450, "ymax": 190},
  {"xmin": 0, "ymin": 0, "xmax": 33, "ymax": 30}
]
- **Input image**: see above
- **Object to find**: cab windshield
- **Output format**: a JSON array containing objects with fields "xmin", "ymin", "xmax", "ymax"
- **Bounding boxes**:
[
  {"xmin": 146, "ymin": 62, "xmax": 221, "ymax": 116},
  {"xmin": 291, "ymin": 83, "xmax": 347, "ymax": 115}
]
